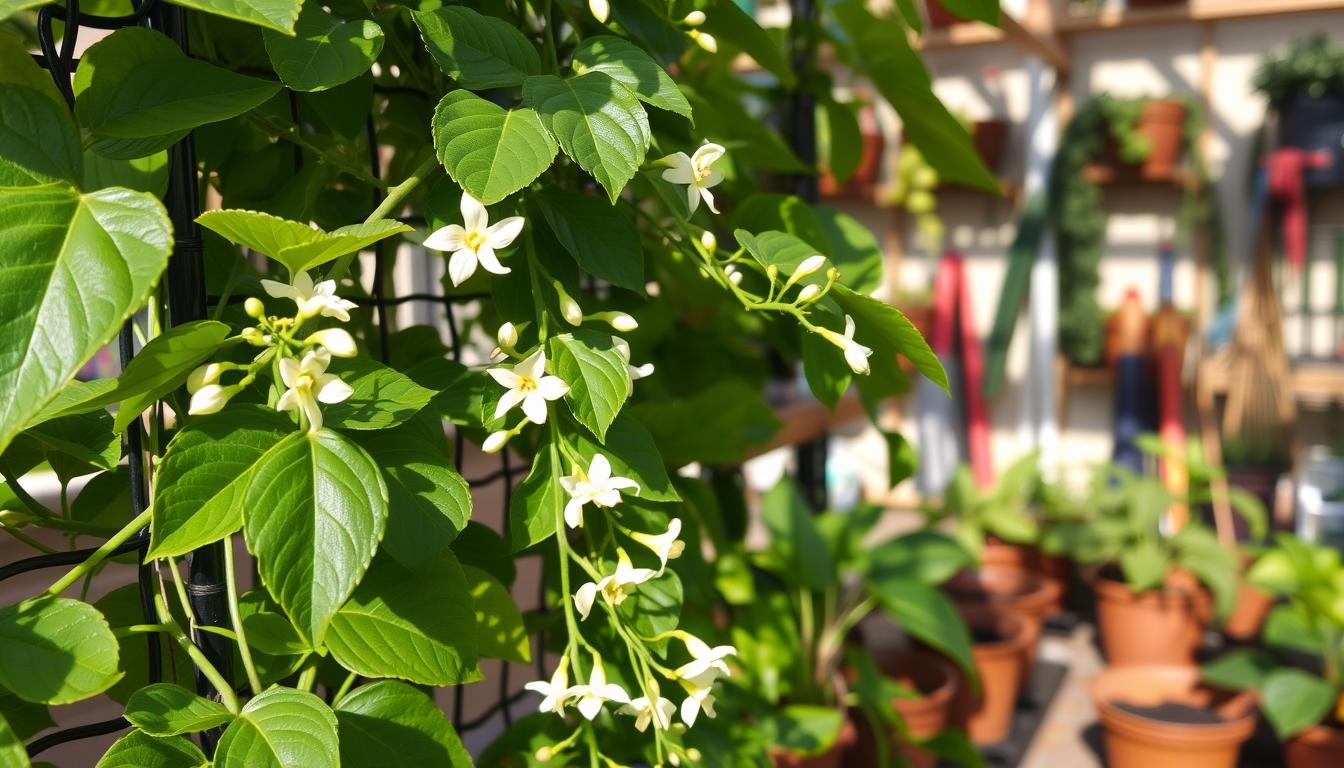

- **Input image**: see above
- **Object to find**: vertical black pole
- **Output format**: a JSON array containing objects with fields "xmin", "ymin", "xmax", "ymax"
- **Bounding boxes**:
[
  {"xmin": 787, "ymin": 0, "xmax": 828, "ymax": 511},
  {"xmin": 151, "ymin": 4, "xmax": 233, "ymax": 754}
]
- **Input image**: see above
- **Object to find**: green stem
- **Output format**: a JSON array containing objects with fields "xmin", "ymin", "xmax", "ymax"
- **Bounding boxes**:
[
  {"xmin": 112, "ymin": 623, "xmax": 174, "ymax": 639},
  {"xmin": 224, "ymin": 535, "xmax": 264, "ymax": 696},
  {"xmin": 47, "ymin": 509, "xmax": 151, "ymax": 596},
  {"xmin": 551, "ymin": 422, "xmax": 584, "ymax": 672},
  {"xmin": 334, "ymin": 671, "xmax": 358, "ymax": 702},
  {"xmin": 0, "ymin": 460, "xmax": 55, "ymax": 519},
  {"xmin": 541, "ymin": 0, "xmax": 559, "ymax": 72},
  {"xmin": 1, "ymin": 525, "xmax": 57, "ymax": 553},
  {"xmin": 167, "ymin": 556, "xmax": 199, "ymax": 634},
  {"xmin": 154, "ymin": 594, "xmax": 240, "ymax": 713},
  {"xmin": 296, "ymin": 661, "xmax": 318, "ymax": 692},
  {"xmin": 326, "ymin": 153, "xmax": 442, "ymax": 284}
]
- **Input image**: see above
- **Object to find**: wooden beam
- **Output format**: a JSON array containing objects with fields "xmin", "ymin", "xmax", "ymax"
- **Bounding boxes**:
[
  {"xmin": 1057, "ymin": 0, "xmax": 1344, "ymax": 34},
  {"xmin": 999, "ymin": 11, "xmax": 1070, "ymax": 73}
]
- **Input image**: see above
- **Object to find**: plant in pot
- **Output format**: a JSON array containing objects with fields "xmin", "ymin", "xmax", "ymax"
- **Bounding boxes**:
[
  {"xmin": 1202, "ymin": 533, "xmax": 1344, "ymax": 768},
  {"xmin": 888, "ymin": 143, "xmax": 944, "ymax": 254},
  {"xmin": 1254, "ymin": 35, "xmax": 1344, "ymax": 188},
  {"xmin": 711, "ymin": 477, "xmax": 982, "ymax": 767}
]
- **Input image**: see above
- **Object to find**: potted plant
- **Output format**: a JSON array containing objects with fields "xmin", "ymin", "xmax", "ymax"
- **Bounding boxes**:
[
  {"xmin": 888, "ymin": 143, "xmax": 944, "ymax": 254},
  {"xmin": 1202, "ymin": 534, "xmax": 1344, "ymax": 767},
  {"xmin": 1255, "ymin": 35, "xmax": 1344, "ymax": 187}
]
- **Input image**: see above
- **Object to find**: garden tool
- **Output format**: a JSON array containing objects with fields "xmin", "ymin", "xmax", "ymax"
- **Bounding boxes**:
[
  {"xmin": 1266, "ymin": 146, "xmax": 1330, "ymax": 269},
  {"xmin": 1152, "ymin": 243, "xmax": 1190, "ymax": 530},
  {"xmin": 1110, "ymin": 288, "xmax": 1150, "ymax": 474}
]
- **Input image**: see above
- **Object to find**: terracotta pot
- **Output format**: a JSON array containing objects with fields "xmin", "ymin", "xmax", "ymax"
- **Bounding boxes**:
[
  {"xmin": 945, "ymin": 566, "xmax": 1060, "ymax": 672},
  {"xmin": 848, "ymin": 652, "xmax": 958, "ymax": 768},
  {"xmin": 772, "ymin": 718, "xmax": 857, "ymax": 768},
  {"xmin": 925, "ymin": 0, "xmax": 960, "ymax": 28},
  {"xmin": 1093, "ymin": 571, "xmax": 1210, "ymax": 666},
  {"xmin": 980, "ymin": 541, "xmax": 1034, "ymax": 571},
  {"xmin": 972, "ymin": 120, "xmax": 1010, "ymax": 176},
  {"xmin": 1037, "ymin": 551, "xmax": 1074, "ymax": 615},
  {"xmin": 1092, "ymin": 665, "xmax": 1258, "ymax": 768},
  {"xmin": 1136, "ymin": 99, "xmax": 1187, "ymax": 178},
  {"xmin": 1222, "ymin": 554, "xmax": 1274, "ymax": 642},
  {"xmin": 1285, "ymin": 723, "xmax": 1344, "ymax": 768},
  {"xmin": 949, "ymin": 608, "xmax": 1028, "ymax": 745}
]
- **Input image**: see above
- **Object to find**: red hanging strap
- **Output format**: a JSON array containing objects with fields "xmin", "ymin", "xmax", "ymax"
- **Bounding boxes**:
[{"xmin": 1266, "ymin": 147, "xmax": 1329, "ymax": 269}]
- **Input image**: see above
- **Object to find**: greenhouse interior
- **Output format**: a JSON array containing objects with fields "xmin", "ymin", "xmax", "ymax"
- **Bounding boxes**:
[{"xmin": 2, "ymin": 0, "xmax": 1344, "ymax": 765}]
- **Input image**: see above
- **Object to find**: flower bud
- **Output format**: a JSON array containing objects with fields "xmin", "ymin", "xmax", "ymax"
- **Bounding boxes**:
[
  {"xmin": 608, "ymin": 313, "xmax": 638, "ymax": 332},
  {"xmin": 827, "ymin": 267, "xmax": 841, "ymax": 282},
  {"xmin": 687, "ymin": 749, "xmax": 702, "ymax": 761},
  {"xmin": 187, "ymin": 363, "xmax": 224, "ymax": 394},
  {"xmin": 689, "ymin": 29, "xmax": 717, "ymax": 53},
  {"xmin": 788, "ymin": 255, "xmax": 826, "ymax": 285},
  {"xmin": 244, "ymin": 297, "xmax": 265, "ymax": 318},
  {"xmin": 683, "ymin": 10, "xmax": 706, "ymax": 26},
  {"xmin": 797, "ymin": 283, "xmax": 821, "ymax": 303},
  {"xmin": 241, "ymin": 327, "xmax": 267, "ymax": 347},
  {"xmin": 588, "ymin": 0, "xmax": 608, "ymax": 22},
  {"xmin": 188, "ymin": 384, "xmax": 233, "ymax": 415},
  {"xmin": 483, "ymin": 431, "xmax": 510, "ymax": 454},
  {"xmin": 306, "ymin": 328, "xmax": 357, "ymax": 357},
  {"xmin": 766, "ymin": 264, "xmax": 779, "ymax": 283},
  {"xmin": 535, "ymin": 746, "xmax": 554, "ymax": 763},
  {"xmin": 724, "ymin": 265, "xmax": 743, "ymax": 286},
  {"xmin": 699, "ymin": 229, "xmax": 717, "ymax": 254},
  {"xmin": 497, "ymin": 322, "xmax": 518, "ymax": 350}
]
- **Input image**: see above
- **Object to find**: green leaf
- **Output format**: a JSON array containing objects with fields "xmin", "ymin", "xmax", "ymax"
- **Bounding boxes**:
[
  {"xmin": 631, "ymin": 379, "xmax": 781, "ymax": 466},
  {"xmin": 94, "ymin": 585, "xmax": 191, "ymax": 706},
  {"xmin": 464, "ymin": 565, "xmax": 530, "ymax": 664},
  {"xmin": 196, "ymin": 210, "xmax": 411, "ymax": 274},
  {"xmin": 431, "ymin": 90, "xmax": 557, "ymax": 205},
  {"xmin": 833, "ymin": 2, "xmax": 996, "ymax": 190},
  {"xmin": 109, "ymin": 320, "xmax": 232, "ymax": 433},
  {"xmin": 760, "ymin": 706, "xmax": 842, "ymax": 756},
  {"xmin": 97, "ymin": 731, "xmax": 209, "ymax": 768},
  {"xmin": 0, "ymin": 0, "xmax": 50, "ymax": 21},
  {"xmin": 150, "ymin": 406, "xmax": 292, "ymax": 559},
  {"xmin": 6, "ymin": 410, "xmax": 120, "ymax": 483},
  {"xmin": 736, "ymin": 229, "xmax": 828, "ymax": 289},
  {"xmin": 326, "ymin": 553, "xmax": 480, "ymax": 685},
  {"xmin": 1261, "ymin": 668, "xmax": 1335, "ymax": 739},
  {"xmin": 507, "ymin": 437, "xmax": 561, "ymax": 552},
  {"xmin": 263, "ymin": 5, "xmax": 383, "ymax": 92},
  {"xmin": 733, "ymin": 195, "xmax": 889, "ymax": 292},
  {"xmin": 125, "ymin": 683, "xmax": 234, "ymax": 737},
  {"xmin": 355, "ymin": 421, "xmax": 470, "ymax": 570},
  {"xmin": 322, "ymin": 357, "xmax": 435, "ymax": 431},
  {"xmin": 549, "ymin": 330, "xmax": 630, "ymax": 441},
  {"xmin": 800, "ymin": 329, "xmax": 850, "ymax": 409},
  {"xmin": 1200, "ymin": 649, "xmax": 1276, "ymax": 692},
  {"xmin": 28, "ymin": 379, "xmax": 118, "ymax": 426},
  {"xmin": 1119, "ymin": 540, "xmax": 1168, "ymax": 593},
  {"xmin": 569, "ymin": 413, "xmax": 679, "ymax": 503},
  {"xmin": 620, "ymin": 569, "xmax": 682, "ymax": 638},
  {"xmin": 0, "ymin": 688, "xmax": 55, "ymax": 741},
  {"xmin": 698, "ymin": 0, "xmax": 795, "ymax": 88},
  {"xmin": 820, "ymin": 99, "xmax": 861, "ymax": 185},
  {"xmin": 413, "ymin": 6, "xmax": 541, "ymax": 89},
  {"xmin": 831, "ymin": 283, "xmax": 948, "ymax": 391},
  {"xmin": 83, "ymin": 151, "xmax": 169, "ymax": 196},
  {"xmin": 215, "ymin": 688, "xmax": 339, "ymax": 768},
  {"xmin": 74, "ymin": 28, "xmax": 281, "ymax": 159},
  {"xmin": 524, "ymin": 72, "xmax": 651, "ymax": 202},
  {"xmin": 866, "ymin": 530, "xmax": 973, "ymax": 586},
  {"xmin": 538, "ymin": 191, "xmax": 644, "ymax": 291},
  {"xmin": 935, "ymin": 0, "xmax": 1000, "ymax": 25},
  {"xmin": 869, "ymin": 577, "xmax": 974, "ymax": 675},
  {"xmin": 570, "ymin": 35, "xmax": 692, "ymax": 120},
  {"xmin": 885, "ymin": 430, "xmax": 919, "ymax": 487},
  {"xmin": 335, "ymin": 681, "xmax": 472, "ymax": 768},
  {"xmin": 0, "ymin": 85, "xmax": 81, "ymax": 186},
  {"xmin": 0, "ymin": 597, "xmax": 121, "ymax": 705},
  {"xmin": 245, "ymin": 428, "xmax": 388, "ymax": 646},
  {"xmin": 760, "ymin": 478, "xmax": 836, "ymax": 590},
  {"xmin": 0, "ymin": 713, "xmax": 26, "ymax": 768},
  {"xmin": 166, "ymin": 0, "xmax": 300, "ymax": 33},
  {"xmin": 0, "ymin": 184, "xmax": 170, "ymax": 456}
]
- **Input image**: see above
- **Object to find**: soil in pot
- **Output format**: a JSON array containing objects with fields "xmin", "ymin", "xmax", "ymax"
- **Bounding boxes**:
[
  {"xmin": 771, "ymin": 718, "xmax": 857, "ymax": 768},
  {"xmin": 948, "ymin": 608, "xmax": 1029, "ymax": 745},
  {"xmin": 1092, "ymin": 665, "xmax": 1257, "ymax": 768},
  {"xmin": 847, "ymin": 652, "xmax": 957, "ymax": 768},
  {"xmin": 1093, "ymin": 567, "xmax": 1210, "ymax": 666},
  {"xmin": 1284, "ymin": 722, "xmax": 1344, "ymax": 768},
  {"xmin": 945, "ymin": 566, "xmax": 1060, "ymax": 672}
]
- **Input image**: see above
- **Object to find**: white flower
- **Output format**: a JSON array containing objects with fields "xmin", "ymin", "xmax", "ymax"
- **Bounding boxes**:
[
  {"xmin": 821, "ymin": 314, "xmax": 873, "ymax": 376},
  {"xmin": 683, "ymin": 10, "xmax": 706, "ymax": 26},
  {"xmin": 674, "ymin": 635, "xmax": 736, "ymax": 681},
  {"xmin": 574, "ymin": 549, "xmax": 657, "ymax": 620},
  {"xmin": 482, "ymin": 430, "xmax": 510, "ymax": 454},
  {"xmin": 619, "ymin": 695, "xmax": 676, "ymax": 732},
  {"xmin": 304, "ymin": 327, "xmax": 357, "ymax": 357},
  {"xmin": 613, "ymin": 337, "xmax": 654, "ymax": 395},
  {"xmin": 497, "ymin": 322, "xmax": 518, "ymax": 350},
  {"xmin": 608, "ymin": 313, "xmax": 638, "ymax": 332},
  {"xmin": 187, "ymin": 362, "xmax": 225, "ymax": 393},
  {"xmin": 588, "ymin": 0, "xmax": 609, "ymax": 22},
  {"xmin": 276, "ymin": 348, "xmax": 354, "ymax": 432},
  {"xmin": 188, "ymin": 383, "xmax": 233, "ymax": 415},
  {"xmin": 524, "ymin": 659, "xmax": 573, "ymax": 714},
  {"xmin": 261, "ymin": 270, "xmax": 358, "ymax": 322},
  {"xmin": 486, "ymin": 349, "xmax": 569, "ymax": 425},
  {"xmin": 424, "ymin": 193, "xmax": 525, "ymax": 286},
  {"xmin": 724, "ymin": 265, "xmax": 743, "ymax": 286},
  {"xmin": 688, "ymin": 29, "xmax": 717, "ymax": 53},
  {"xmin": 679, "ymin": 669, "xmax": 720, "ymax": 727},
  {"xmin": 660, "ymin": 143, "xmax": 726, "ymax": 215},
  {"xmin": 629, "ymin": 519, "xmax": 684, "ymax": 574},
  {"xmin": 570, "ymin": 660, "xmax": 630, "ymax": 720},
  {"xmin": 785, "ymin": 255, "xmax": 826, "ymax": 288},
  {"xmin": 560, "ymin": 295, "xmax": 583, "ymax": 326},
  {"xmin": 797, "ymin": 284, "xmax": 821, "ymax": 303},
  {"xmin": 560, "ymin": 454, "xmax": 639, "ymax": 529}
]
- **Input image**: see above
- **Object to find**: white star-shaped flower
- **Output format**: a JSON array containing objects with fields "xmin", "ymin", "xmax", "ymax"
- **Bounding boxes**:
[
  {"xmin": 674, "ymin": 634, "xmax": 736, "ymax": 681},
  {"xmin": 569, "ymin": 660, "xmax": 630, "ymax": 720},
  {"xmin": 613, "ymin": 337, "xmax": 654, "ymax": 395},
  {"xmin": 424, "ymin": 192, "xmax": 525, "ymax": 286},
  {"xmin": 573, "ymin": 549, "xmax": 657, "ymax": 621},
  {"xmin": 276, "ymin": 348, "xmax": 353, "ymax": 432},
  {"xmin": 260, "ymin": 270, "xmax": 358, "ymax": 322},
  {"xmin": 486, "ymin": 349, "xmax": 569, "ymax": 425},
  {"xmin": 560, "ymin": 454, "xmax": 639, "ymax": 529},
  {"xmin": 660, "ymin": 143, "xmax": 726, "ymax": 215},
  {"xmin": 679, "ymin": 669, "xmax": 721, "ymax": 727},
  {"xmin": 820, "ymin": 314, "xmax": 873, "ymax": 376},
  {"xmin": 629, "ymin": 519, "xmax": 684, "ymax": 574},
  {"xmin": 524, "ymin": 659, "xmax": 573, "ymax": 714},
  {"xmin": 619, "ymin": 695, "xmax": 677, "ymax": 732}
]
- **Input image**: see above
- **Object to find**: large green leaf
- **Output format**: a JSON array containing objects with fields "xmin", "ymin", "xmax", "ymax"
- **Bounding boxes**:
[
  {"xmin": 84, "ymin": 150, "xmax": 169, "ymax": 196},
  {"xmin": 736, "ymin": 229, "xmax": 829, "ymax": 290},
  {"xmin": 0, "ymin": 712, "xmax": 26, "ymax": 768},
  {"xmin": 263, "ymin": 5, "xmax": 383, "ymax": 92},
  {"xmin": 325, "ymin": 553, "xmax": 480, "ymax": 685},
  {"xmin": 537, "ymin": 191, "xmax": 644, "ymax": 291},
  {"xmin": 322, "ymin": 357, "xmax": 435, "ymax": 431},
  {"xmin": 934, "ymin": 0, "xmax": 999, "ymax": 25},
  {"xmin": 631, "ymin": 379, "xmax": 780, "ymax": 466},
  {"xmin": 125, "ymin": 683, "xmax": 234, "ymax": 737},
  {"xmin": 0, "ymin": 85, "xmax": 81, "ymax": 187},
  {"xmin": 245, "ymin": 428, "xmax": 388, "ymax": 646},
  {"xmin": 149, "ymin": 406, "xmax": 292, "ymax": 559},
  {"xmin": 1199, "ymin": 649, "xmax": 1276, "ymax": 692},
  {"xmin": 94, "ymin": 585, "xmax": 192, "ymax": 706},
  {"xmin": 869, "ymin": 576, "xmax": 974, "ymax": 675},
  {"xmin": 74, "ymin": 28, "xmax": 280, "ymax": 159},
  {"xmin": 524, "ymin": 72, "xmax": 650, "ymax": 203},
  {"xmin": 5, "ymin": 410, "xmax": 120, "ymax": 484},
  {"xmin": 355, "ymin": 421, "xmax": 470, "ymax": 570},
  {"xmin": 0, "ymin": 687, "xmax": 55, "ymax": 741},
  {"xmin": 166, "ymin": 0, "xmax": 300, "ymax": 33},
  {"xmin": 570, "ymin": 35, "xmax": 691, "ymax": 120},
  {"xmin": 106, "ymin": 320, "xmax": 231, "ymax": 433},
  {"xmin": 463, "ymin": 565, "xmax": 529, "ymax": 664},
  {"xmin": 196, "ymin": 210, "xmax": 410, "ymax": 274},
  {"xmin": 760, "ymin": 478, "xmax": 836, "ymax": 590},
  {"xmin": 0, "ymin": 597, "xmax": 121, "ymax": 705},
  {"xmin": 548, "ymin": 330, "xmax": 630, "ymax": 442},
  {"xmin": 96, "ymin": 731, "xmax": 209, "ymax": 768},
  {"xmin": 732, "ymin": 195, "xmax": 884, "ymax": 294},
  {"xmin": 413, "ymin": 6, "xmax": 541, "ymax": 88},
  {"xmin": 508, "ymin": 437, "xmax": 562, "ymax": 552},
  {"xmin": 215, "ymin": 688, "xmax": 339, "ymax": 768},
  {"xmin": 1261, "ymin": 668, "xmax": 1335, "ymax": 739},
  {"xmin": 335, "ymin": 681, "xmax": 471, "ymax": 768},
  {"xmin": 0, "ymin": 184, "xmax": 170, "ymax": 457},
  {"xmin": 431, "ymin": 90, "xmax": 556, "ymax": 206},
  {"xmin": 833, "ymin": 2, "xmax": 996, "ymax": 190},
  {"xmin": 698, "ymin": 0, "xmax": 795, "ymax": 87},
  {"xmin": 866, "ymin": 530, "xmax": 974, "ymax": 586},
  {"xmin": 831, "ymin": 284, "xmax": 948, "ymax": 391},
  {"xmin": 0, "ymin": 0, "xmax": 49, "ymax": 21}
]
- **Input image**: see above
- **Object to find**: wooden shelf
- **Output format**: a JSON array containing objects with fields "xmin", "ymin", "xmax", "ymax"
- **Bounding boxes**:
[
  {"xmin": 749, "ymin": 390, "xmax": 865, "ymax": 459},
  {"xmin": 1057, "ymin": 0, "xmax": 1344, "ymax": 35},
  {"xmin": 1082, "ymin": 164, "xmax": 1198, "ymax": 188}
]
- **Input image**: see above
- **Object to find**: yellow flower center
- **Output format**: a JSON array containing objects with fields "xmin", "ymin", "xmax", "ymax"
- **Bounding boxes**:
[
  {"xmin": 518, "ymin": 376, "xmax": 537, "ymax": 392},
  {"xmin": 295, "ymin": 373, "xmax": 315, "ymax": 392},
  {"xmin": 464, "ymin": 229, "xmax": 487, "ymax": 252}
]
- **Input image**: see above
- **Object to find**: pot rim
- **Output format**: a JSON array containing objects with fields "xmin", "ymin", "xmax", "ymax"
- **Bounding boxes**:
[
  {"xmin": 1091, "ymin": 568, "xmax": 1210, "ymax": 605},
  {"xmin": 874, "ymin": 651, "xmax": 959, "ymax": 715},
  {"xmin": 947, "ymin": 565, "xmax": 1062, "ymax": 616},
  {"xmin": 957, "ymin": 606, "xmax": 1030, "ymax": 655},
  {"xmin": 1091, "ymin": 665, "xmax": 1258, "ymax": 746}
]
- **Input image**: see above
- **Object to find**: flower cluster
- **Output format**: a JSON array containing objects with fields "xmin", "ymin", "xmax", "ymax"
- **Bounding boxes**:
[{"xmin": 186, "ymin": 270, "xmax": 357, "ymax": 431}]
